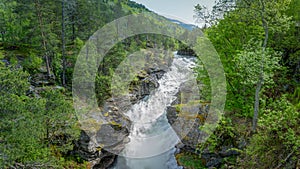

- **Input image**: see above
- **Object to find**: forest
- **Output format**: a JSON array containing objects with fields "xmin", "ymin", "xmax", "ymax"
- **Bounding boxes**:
[{"xmin": 0, "ymin": 0, "xmax": 299, "ymax": 168}]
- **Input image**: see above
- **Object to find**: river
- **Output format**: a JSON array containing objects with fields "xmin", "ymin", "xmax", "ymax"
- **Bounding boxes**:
[{"xmin": 112, "ymin": 54, "xmax": 197, "ymax": 169}]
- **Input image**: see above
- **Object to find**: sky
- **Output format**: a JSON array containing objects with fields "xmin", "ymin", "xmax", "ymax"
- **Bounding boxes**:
[{"xmin": 132, "ymin": 0, "xmax": 216, "ymax": 25}]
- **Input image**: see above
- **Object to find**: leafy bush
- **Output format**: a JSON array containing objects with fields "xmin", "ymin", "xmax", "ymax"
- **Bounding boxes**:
[{"xmin": 239, "ymin": 96, "xmax": 300, "ymax": 168}]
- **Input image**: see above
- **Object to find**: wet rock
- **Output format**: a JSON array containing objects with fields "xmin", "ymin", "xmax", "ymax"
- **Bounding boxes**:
[
  {"xmin": 219, "ymin": 146, "xmax": 240, "ymax": 157},
  {"xmin": 75, "ymin": 131, "xmax": 100, "ymax": 161},
  {"xmin": 130, "ymin": 69, "xmax": 166, "ymax": 104},
  {"xmin": 75, "ymin": 118, "xmax": 129, "ymax": 168},
  {"xmin": 206, "ymin": 157, "xmax": 223, "ymax": 168},
  {"xmin": 177, "ymin": 48, "xmax": 196, "ymax": 56},
  {"xmin": 96, "ymin": 124, "xmax": 129, "ymax": 150},
  {"xmin": 93, "ymin": 153, "xmax": 116, "ymax": 169}
]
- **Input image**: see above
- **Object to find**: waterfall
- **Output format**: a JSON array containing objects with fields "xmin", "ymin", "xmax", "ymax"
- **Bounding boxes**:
[{"xmin": 113, "ymin": 54, "xmax": 197, "ymax": 169}]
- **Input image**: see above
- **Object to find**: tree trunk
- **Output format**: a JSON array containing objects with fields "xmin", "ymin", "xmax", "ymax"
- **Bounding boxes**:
[
  {"xmin": 34, "ymin": 0, "xmax": 51, "ymax": 77},
  {"xmin": 252, "ymin": 0, "xmax": 269, "ymax": 131},
  {"xmin": 252, "ymin": 76, "xmax": 263, "ymax": 131},
  {"xmin": 62, "ymin": 0, "xmax": 66, "ymax": 86},
  {"xmin": 72, "ymin": 15, "xmax": 76, "ymax": 42}
]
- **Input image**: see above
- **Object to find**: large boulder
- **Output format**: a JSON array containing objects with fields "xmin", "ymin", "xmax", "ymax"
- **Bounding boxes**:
[
  {"xmin": 74, "ymin": 95, "xmax": 131, "ymax": 168},
  {"xmin": 167, "ymin": 80, "xmax": 205, "ymax": 151}
]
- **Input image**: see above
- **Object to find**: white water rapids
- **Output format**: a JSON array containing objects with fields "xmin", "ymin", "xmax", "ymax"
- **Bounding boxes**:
[{"xmin": 113, "ymin": 54, "xmax": 197, "ymax": 169}]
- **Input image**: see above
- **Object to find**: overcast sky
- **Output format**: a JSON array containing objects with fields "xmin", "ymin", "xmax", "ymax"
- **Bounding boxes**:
[{"xmin": 132, "ymin": 0, "xmax": 216, "ymax": 25}]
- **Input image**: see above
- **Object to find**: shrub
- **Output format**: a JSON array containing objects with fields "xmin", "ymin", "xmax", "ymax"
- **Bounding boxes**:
[{"xmin": 239, "ymin": 96, "xmax": 300, "ymax": 168}]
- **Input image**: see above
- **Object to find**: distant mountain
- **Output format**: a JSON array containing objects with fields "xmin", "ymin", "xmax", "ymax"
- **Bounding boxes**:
[
  {"xmin": 166, "ymin": 18, "xmax": 197, "ymax": 31},
  {"xmin": 130, "ymin": 1, "xmax": 196, "ymax": 30}
]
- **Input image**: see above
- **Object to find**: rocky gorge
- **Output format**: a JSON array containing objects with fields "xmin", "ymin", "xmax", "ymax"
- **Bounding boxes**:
[
  {"xmin": 21, "ymin": 50, "xmax": 245, "ymax": 169},
  {"xmin": 72, "ymin": 50, "xmax": 242, "ymax": 168}
]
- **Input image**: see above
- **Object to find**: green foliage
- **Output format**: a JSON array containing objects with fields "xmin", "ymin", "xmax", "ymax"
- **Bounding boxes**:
[
  {"xmin": 0, "ymin": 67, "xmax": 80, "ymax": 167},
  {"xmin": 0, "ymin": 0, "xmax": 155, "ymax": 86},
  {"xmin": 74, "ymin": 37, "xmax": 84, "ymax": 51},
  {"xmin": 0, "ymin": 67, "xmax": 29, "ymax": 95},
  {"xmin": 195, "ymin": 0, "xmax": 299, "ymax": 168},
  {"xmin": 0, "ymin": 67, "xmax": 49, "ymax": 166},
  {"xmin": 42, "ymin": 89, "xmax": 80, "ymax": 155},
  {"xmin": 235, "ymin": 40, "xmax": 282, "ymax": 86},
  {"xmin": 0, "ymin": 0, "xmax": 298, "ymax": 167},
  {"xmin": 21, "ymin": 52, "xmax": 43, "ymax": 73},
  {"xmin": 203, "ymin": 12, "xmax": 260, "ymax": 114},
  {"xmin": 0, "ymin": 0, "xmax": 185, "ymax": 167},
  {"xmin": 291, "ymin": 87, "xmax": 300, "ymax": 109},
  {"xmin": 201, "ymin": 0, "xmax": 295, "ymax": 118},
  {"xmin": 0, "ymin": 50, "xmax": 4, "ymax": 59},
  {"xmin": 9, "ymin": 56, "xmax": 18, "ymax": 66},
  {"xmin": 198, "ymin": 117, "xmax": 236, "ymax": 153},
  {"xmin": 240, "ymin": 96, "xmax": 300, "ymax": 168},
  {"xmin": 0, "ymin": 97, "xmax": 51, "ymax": 165},
  {"xmin": 176, "ymin": 152, "xmax": 206, "ymax": 169},
  {"xmin": 260, "ymin": 96, "xmax": 300, "ymax": 151},
  {"xmin": 229, "ymin": 39, "xmax": 283, "ymax": 116},
  {"xmin": 0, "ymin": 50, "xmax": 4, "ymax": 66},
  {"xmin": 196, "ymin": 62, "xmax": 211, "ymax": 101}
]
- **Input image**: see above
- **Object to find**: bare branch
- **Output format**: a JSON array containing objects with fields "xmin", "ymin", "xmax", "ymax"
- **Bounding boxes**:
[{"xmin": 274, "ymin": 151, "xmax": 294, "ymax": 169}]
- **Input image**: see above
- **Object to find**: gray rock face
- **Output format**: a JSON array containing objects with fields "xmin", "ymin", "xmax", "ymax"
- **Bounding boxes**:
[
  {"xmin": 129, "ymin": 69, "xmax": 166, "ymax": 104},
  {"xmin": 166, "ymin": 81, "xmax": 242, "ymax": 168},
  {"xmin": 74, "ymin": 96, "xmax": 131, "ymax": 169},
  {"xmin": 167, "ymin": 81, "xmax": 206, "ymax": 151},
  {"xmin": 75, "ymin": 130, "xmax": 120, "ymax": 169},
  {"xmin": 76, "ymin": 131, "xmax": 101, "ymax": 162}
]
